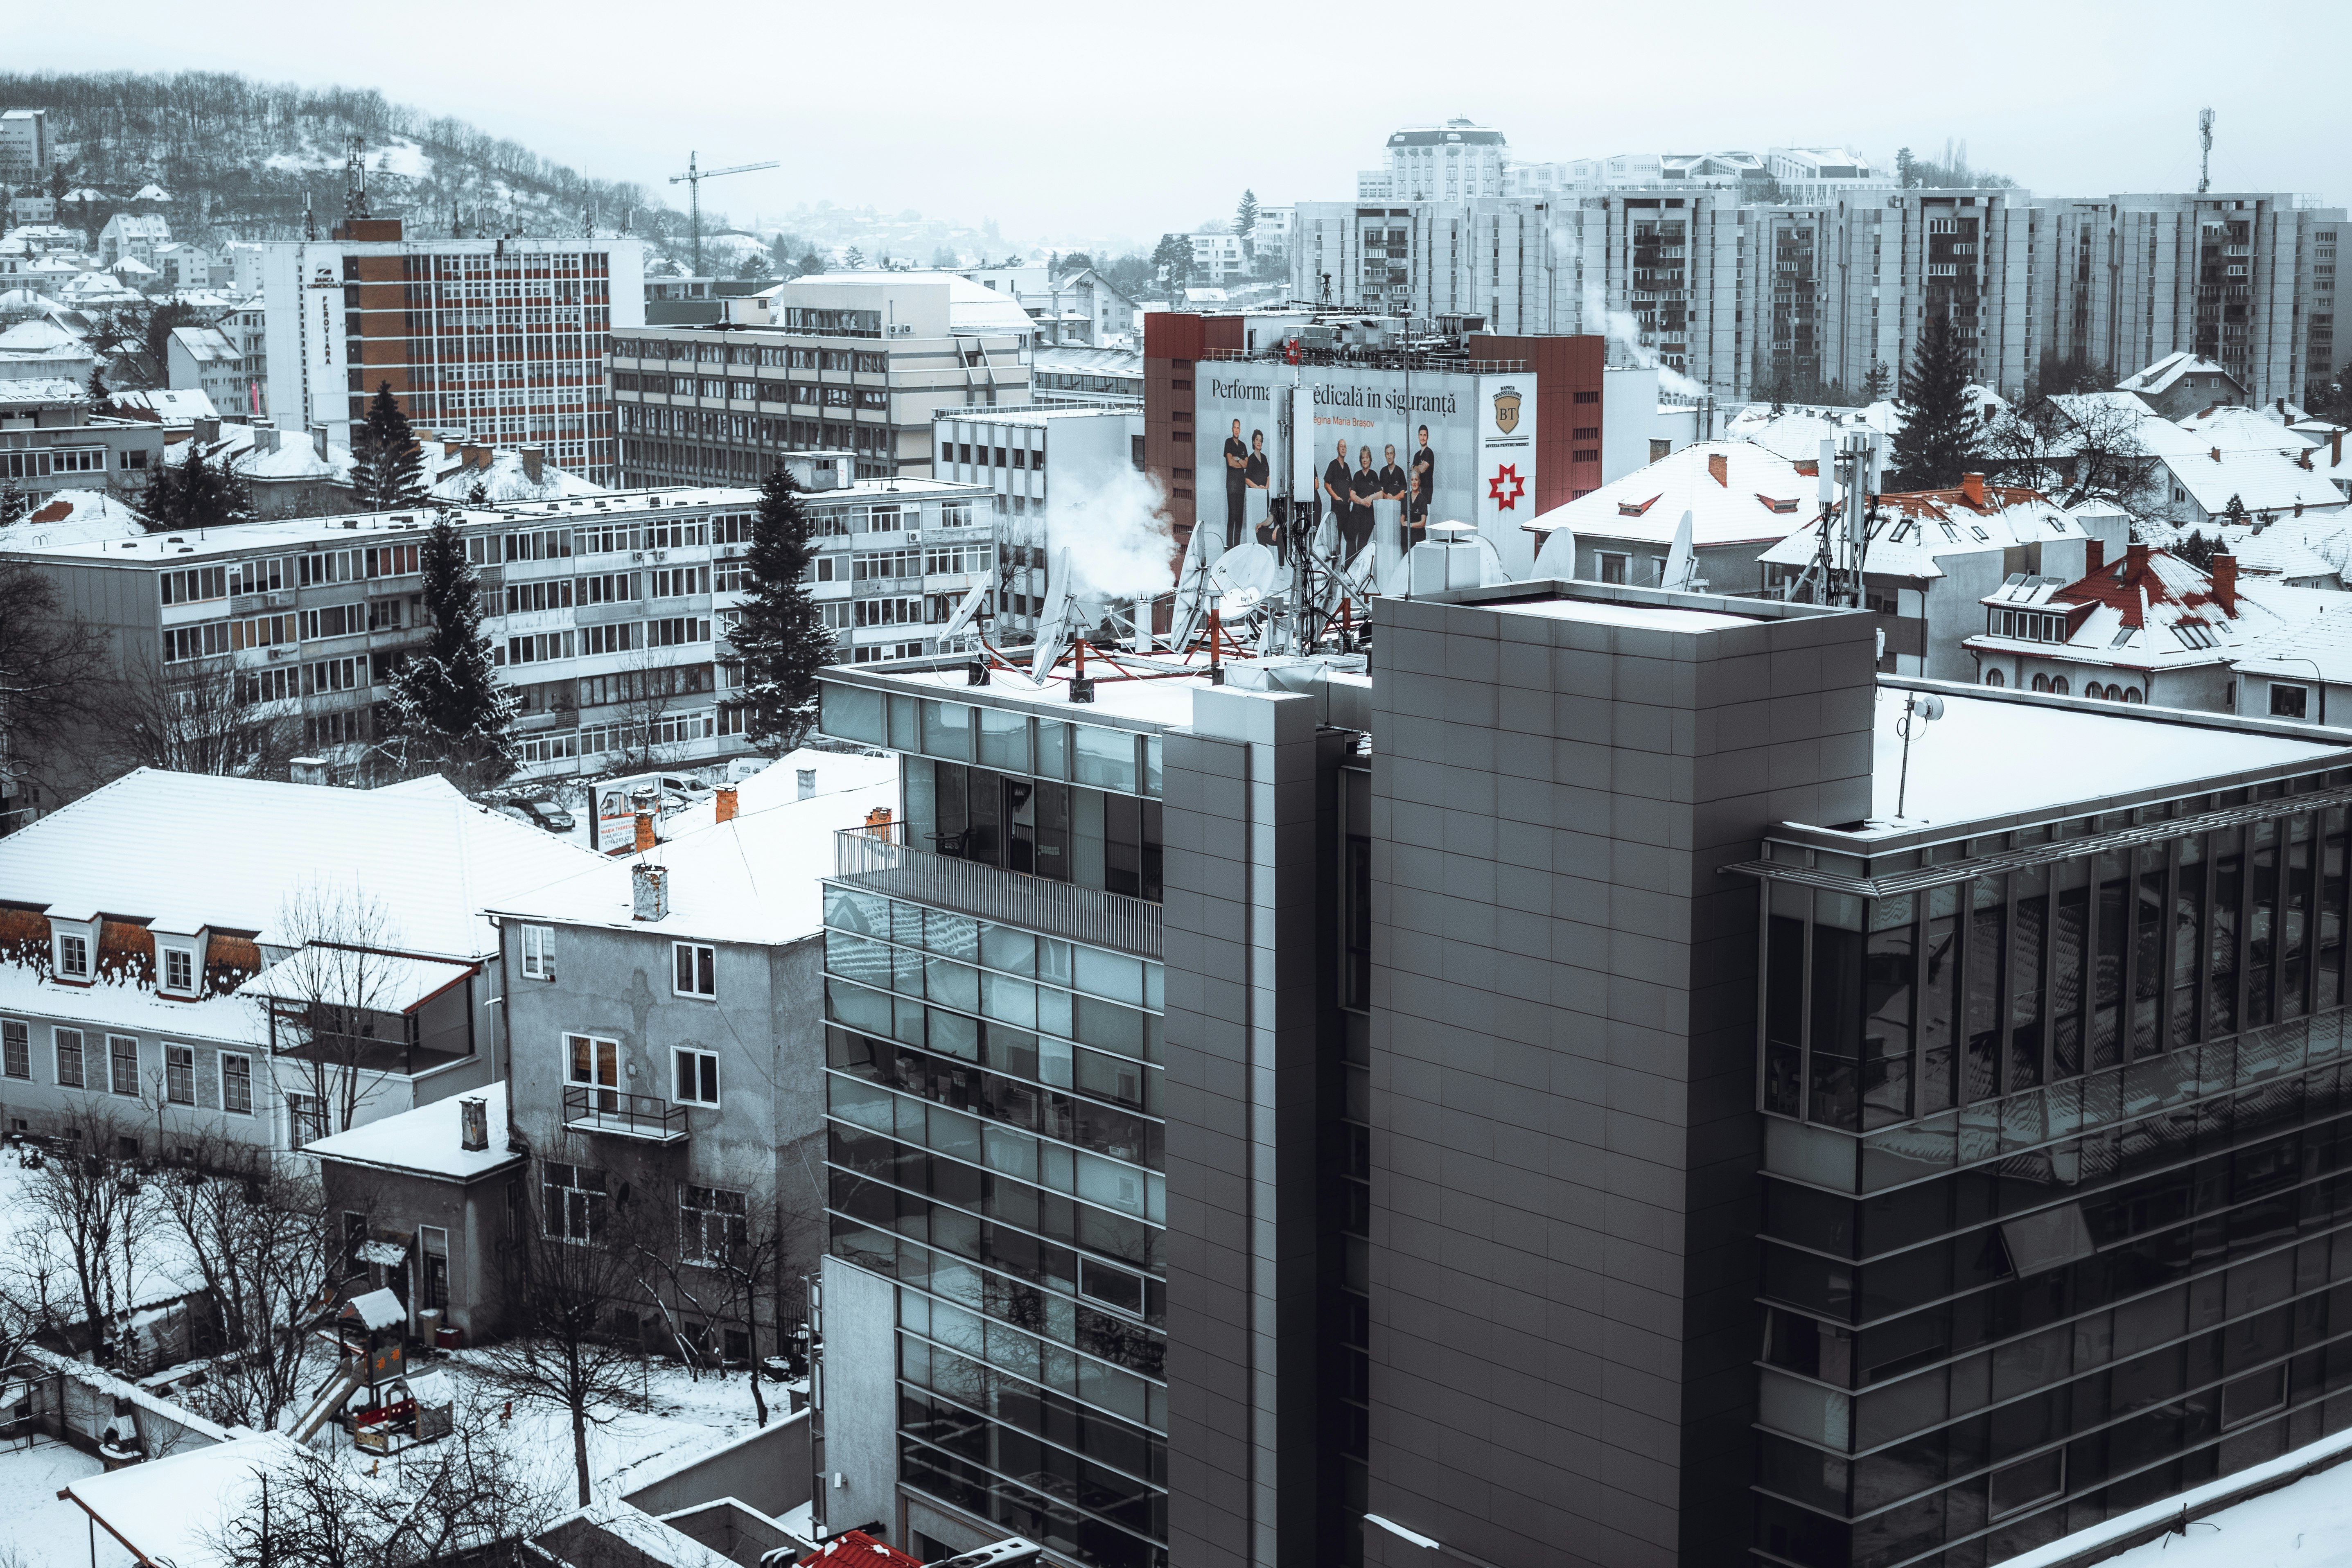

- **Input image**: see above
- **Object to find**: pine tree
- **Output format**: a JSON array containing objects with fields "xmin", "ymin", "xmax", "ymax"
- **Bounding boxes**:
[
  {"xmin": 730, "ymin": 466, "xmax": 838, "ymax": 755},
  {"xmin": 134, "ymin": 443, "xmax": 252, "ymax": 534},
  {"xmin": 86, "ymin": 365, "xmax": 108, "ymax": 407},
  {"xmin": 0, "ymin": 481, "xmax": 26, "ymax": 527},
  {"xmin": 2177, "ymin": 530, "xmax": 2219, "ymax": 570},
  {"xmin": 348, "ymin": 382, "xmax": 428, "ymax": 512},
  {"xmin": 384, "ymin": 517, "xmax": 518, "ymax": 790},
  {"xmin": 1235, "ymin": 190, "xmax": 1260, "ymax": 261},
  {"xmin": 1862, "ymin": 360, "xmax": 1893, "ymax": 403},
  {"xmin": 1889, "ymin": 313, "xmax": 1978, "ymax": 490}
]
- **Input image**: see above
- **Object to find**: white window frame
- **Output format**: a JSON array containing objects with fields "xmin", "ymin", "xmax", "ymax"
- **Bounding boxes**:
[
  {"xmin": 679, "ymin": 1183, "xmax": 747, "ymax": 1266},
  {"xmin": 54, "ymin": 1027, "xmax": 83, "ymax": 1088},
  {"xmin": 520, "ymin": 923, "xmax": 557, "ymax": 981},
  {"xmin": 673, "ymin": 941, "xmax": 717, "ymax": 999},
  {"xmin": 674, "ymin": 1047, "xmax": 721, "ymax": 1107},
  {"xmin": 161, "ymin": 945, "xmax": 195, "ymax": 994},
  {"xmin": 1, "ymin": 1018, "xmax": 26, "ymax": 1081},
  {"xmin": 220, "ymin": 1051, "xmax": 254, "ymax": 1116},
  {"xmin": 288, "ymin": 1091, "xmax": 326, "ymax": 1146},
  {"xmin": 56, "ymin": 931, "xmax": 88, "ymax": 979},
  {"xmin": 164, "ymin": 1042, "xmax": 195, "ymax": 1106},
  {"xmin": 107, "ymin": 1033, "xmax": 140, "ymax": 1098}
]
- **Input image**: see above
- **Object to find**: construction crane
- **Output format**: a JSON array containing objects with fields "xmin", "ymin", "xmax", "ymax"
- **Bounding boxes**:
[
  {"xmin": 669, "ymin": 152, "xmax": 780, "ymax": 278},
  {"xmin": 2198, "ymin": 108, "xmax": 2215, "ymax": 194}
]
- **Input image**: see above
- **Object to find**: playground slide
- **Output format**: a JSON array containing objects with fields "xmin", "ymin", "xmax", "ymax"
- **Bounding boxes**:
[{"xmin": 290, "ymin": 1359, "xmax": 367, "ymax": 1443}]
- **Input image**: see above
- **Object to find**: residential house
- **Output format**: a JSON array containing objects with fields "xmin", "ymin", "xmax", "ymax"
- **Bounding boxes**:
[
  {"xmin": 477, "ymin": 759, "xmax": 897, "ymax": 1362},
  {"xmin": 2156, "ymin": 441, "xmax": 2348, "ymax": 531},
  {"xmin": 2232, "ymin": 606, "xmax": 2352, "ymax": 726},
  {"xmin": 1758, "ymin": 474, "xmax": 2125, "ymax": 679},
  {"xmin": 0, "ymin": 768, "xmax": 592, "ymax": 1156},
  {"xmin": 1961, "ymin": 541, "xmax": 2311, "ymax": 710},
  {"xmin": 2117, "ymin": 351, "xmax": 2248, "ymax": 417},
  {"xmin": 97, "ymin": 213, "xmax": 170, "ymax": 268},
  {"xmin": 166, "ymin": 325, "xmax": 244, "ymax": 412},
  {"xmin": 1525, "ymin": 440, "xmax": 1831, "ymax": 597}
]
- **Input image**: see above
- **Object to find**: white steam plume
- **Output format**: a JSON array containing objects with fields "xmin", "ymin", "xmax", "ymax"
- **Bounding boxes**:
[
  {"xmin": 1582, "ymin": 281, "xmax": 1711, "ymax": 399},
  {"xmin": 1045, "ymin": 461, "xmax": 1178, "ymax": 606}
]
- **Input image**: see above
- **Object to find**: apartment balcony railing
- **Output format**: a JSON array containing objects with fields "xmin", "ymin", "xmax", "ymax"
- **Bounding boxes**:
[
  {"xmin": 563, "ymin": 1084, "xmax": 690, "ymax": 1143},
  {"xmin": 831, "ymin": 824, "xmax": 1161, "ymax": 960}
]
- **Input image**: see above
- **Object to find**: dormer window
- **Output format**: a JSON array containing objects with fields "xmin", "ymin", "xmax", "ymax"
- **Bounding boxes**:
[
  {"xmin": 163, "ymin": 947, "xmax": 194, "ymax": 993},
  {"xmin": 57, "ymin": 933, "xmax": 88, "ymax": 979}
]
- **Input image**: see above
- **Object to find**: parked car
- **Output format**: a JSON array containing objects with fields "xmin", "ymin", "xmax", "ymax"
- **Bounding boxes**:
[{"xmin": 497, "ymin": 799, "xmax": 576, "ymax": 834}]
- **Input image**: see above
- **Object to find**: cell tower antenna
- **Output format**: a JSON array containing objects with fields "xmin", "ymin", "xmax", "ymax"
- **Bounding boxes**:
[
  {"xmin": 343, "ymin": 136, "xmax": 370, "ymax": 223},
  {"xmin": 2197, "ymin": 108, "xmax": 2215, "ymax": 194}
]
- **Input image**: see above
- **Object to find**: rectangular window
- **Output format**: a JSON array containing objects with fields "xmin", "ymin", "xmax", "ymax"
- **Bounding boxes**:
[
  {"xmin": 680, "ymin": 1184, "xmax": 747, "ymax": 1265},
  {"xmin": 221, "ymin": 1052, "xmax": 253, "ymax": 1115},
  {"xmin": 54, "ymin": 1027, "xmax": 83, "ymax": 1088},
  {"xmin": 543, "ymin": 1160, "xmax": 607, "ymax": 1243},
  {"xmin": 420, "ymin": 1225, "xmax": 449, "ymax": 1311},
  {"xmin": 1, "ymin": 1020, "xmax": 24, "ymax": 1080},
  {"xmin": 289, "ymin": 1092, "xmax": 326, "ymax": 1145},
  {"xmin": 674, "ymin": 941, "xmax": 717, "ymax": 998},
  {"xmin": 56, "ymin": 932, "xmax": 88, "ymax": 979},
  {"xmin": 2271, "ymin": 684, "xmax": 2310, "ymax": 720},
  {"xmin": 163, "ymin": 947, "xmax": 193, "ymax": 993},
  {"xmin": 567, "ymin": 1033, "xmax": 620, "ymax": 1112},
  {"xmin": 109, "ymin": 1035, "xmax": 139, "ymax": 1098},
  {"xmin": 521, "ymin": 923, "xmax": 556, "ymax": 981},
  {"xmin": 165, "ymin": 1044, "xmax": 194, "ymax": 1106},
  {"xmin": 675, "ymin": 1047, "xmax": 720, "ymax": 1106}
]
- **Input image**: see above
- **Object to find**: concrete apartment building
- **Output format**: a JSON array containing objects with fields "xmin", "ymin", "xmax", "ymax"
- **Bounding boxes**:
[
  {"xmin": 0, "ymin": 108, "xmax": 50, "ymax": 184},
  {"xmin": 929, "ymin": 404, "xmax": 1148, "ymax": 643},
  {"xmin": 804, "ymin": 548, "xmax": 2352, "ymax": 1568},
  {"xmin": 0, "ymin": 768, "xmax": 585, "ymax": 1160},
  {"xmin": 1377, "ymin": 120, "xmax": 1509, "ymax": 203},
  {"xmin": 259, "ymin": 216, "xmax": 644, "ymax": 486},
  {"xmin": 1287, "ymin": 189, "xmax": 2344, "ymax": 407},
  {"xmin": 0, "ymin": 378, "xmax": 166, "ymax": 501},
  {"xmin": 609, "ymin": 274, "xmax": 1035, "ymax": 488}
]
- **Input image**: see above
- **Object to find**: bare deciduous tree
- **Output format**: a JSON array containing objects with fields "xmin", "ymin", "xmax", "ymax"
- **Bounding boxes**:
[
  {"xmin": 3, "ymin": 1106, "xmax": 165, "ymax": 1365},
  {"xmin": 95, "ymin": 650, "xmax": 304, "ymax": 780},
  {"xmin": 1982, "ymin": 394, "xmax": 2166, "ymax": 535},
  {"xmin": 261, "ymin": 886, "xmax": 404, "ymax": 1139}
]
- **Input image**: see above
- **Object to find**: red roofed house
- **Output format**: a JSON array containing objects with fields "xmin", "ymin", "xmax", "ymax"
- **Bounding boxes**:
[
  {"xmin": 1961, "ymin": 541, "xmax": 2301, "ymax": 710},
  {"xmin": 802, "ymin": 1529, "xmax": 924, "ymax": 1568}
]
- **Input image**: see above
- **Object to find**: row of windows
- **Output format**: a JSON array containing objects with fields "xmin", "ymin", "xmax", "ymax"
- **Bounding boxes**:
[{"xmin": 0, "ymin": 1021, "xmax": 252, "ymax": 1112}]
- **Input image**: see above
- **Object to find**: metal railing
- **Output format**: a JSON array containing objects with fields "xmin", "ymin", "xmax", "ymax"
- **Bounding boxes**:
[
  {"xmin": 562, "ymin": 1084, "xmax": 690, "ymax": 1141},
  {"xmin": 831, "ymin": 825, "xmax": 1162, "ymax": 959}
]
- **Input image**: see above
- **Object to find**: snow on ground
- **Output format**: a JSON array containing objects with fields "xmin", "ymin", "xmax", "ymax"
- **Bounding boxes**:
[
  {"xmin": 0, "ymin": 1436, "xmax": 137, "ymax": 1568},
  {"xmin": 0, "ymin": 1146, "xmax": 208, "ymax": 1315},
  {"xmin": 435, "ymin": 1348, "xmax": 774, "ymax": 1496}
]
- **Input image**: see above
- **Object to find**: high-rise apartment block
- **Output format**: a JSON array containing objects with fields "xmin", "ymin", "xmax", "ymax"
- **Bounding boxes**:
[
  {"xmin": 259, "ymin": 217, "xmax": 644, "ymax": 487},
  {"xmin": 1288, "ymin": 191, "xmax": 2345, "ymax": 406},
  {"xmin": 0, "ymin": 108, "xmax": 50, "ymax": 184},
  {"xmin": 806, "ymin": 554, "xmax": 2352, "ymax": 1568},
  {"xmin": 609, "ymin": 275, "xmax": 1037, "ymax": 488}
]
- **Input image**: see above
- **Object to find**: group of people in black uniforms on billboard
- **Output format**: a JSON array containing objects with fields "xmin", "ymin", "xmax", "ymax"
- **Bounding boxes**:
[{"xmin": 1222, "ymin": 419, "xmax": 1435, "ymax": 560}]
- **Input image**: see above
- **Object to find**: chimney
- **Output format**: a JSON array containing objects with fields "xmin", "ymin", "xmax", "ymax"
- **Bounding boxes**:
[
  {"xmin": 634, "ymin": 808, "xmax": 658, "ymax": 854},
  {"xmin": 2333, "ymin": 431, "xmax": 2344, "ymax": 467},
  {"xmin": 459, "ymin": 1096, "xmax": 488, "ymax": 1153},
  {"xmin": 193, "ymin": 416, "xmax": 218, "ymax": 445},
  {"xmin": 797, "ymin": 768, "xmax": 818, "ymax": 801},
  {"xmin": 2126, "ymin": 541, "xmax": 2151, "ymax": 576},
  {"xmin": 715, "ymin": 784, "xmax": 738, "ymax": 824},
  {"xmin": 1960, "ymin": 472, "xmax": 1986, "ymax": 508},
  {"xmin": 461, "ymin": 442, "xmax": 487, "ymax": 470},
  {"xmin": 290, "ymin": 756, "xmax": 329, "ymax": 786},
  {"xmin": 2299, "ymin": 447, "xmax": 2314, "ymax": 470},
  {"xmin": 2085, "ymin": 539, "xmax": 2105, "ymax": 575},
  {"xmin": 2211, "ymin": 552, "xmax": 2238, "ymax": 614},
  {"xmin": 632, "ymin": 862, "xmax": 669, "ymax": 921},
  {"xmin": 521, "ymin": 447, "xmax": 544, "ymax": 484},
  {"xmin": 1707, "ymin": 451, "xmax": 1728, "ymax": 488},
  {"xmin": 2212, "ymin": 447, "xmax": 2223, "ymax": 464}
]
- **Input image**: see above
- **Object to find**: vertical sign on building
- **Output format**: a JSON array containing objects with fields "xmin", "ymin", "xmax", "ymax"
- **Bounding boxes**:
[{"xmin": 1476, "ymin": 372, "xmax": 1537, "ymax": 580}]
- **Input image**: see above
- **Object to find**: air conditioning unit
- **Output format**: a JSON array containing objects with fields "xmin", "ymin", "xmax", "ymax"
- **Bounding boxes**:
[{"xmin": 631, "ymin": 551, "xmax": 646, "ymax": 562}]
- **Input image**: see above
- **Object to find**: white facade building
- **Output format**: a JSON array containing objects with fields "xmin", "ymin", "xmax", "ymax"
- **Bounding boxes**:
[{"xmin": 1380, "ymin": 120, "xmax": 1508, "ymax": 202}]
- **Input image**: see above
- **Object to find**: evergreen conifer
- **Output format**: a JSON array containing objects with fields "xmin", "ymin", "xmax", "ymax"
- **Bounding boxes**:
[
  {"xmin": 731, "ymin": 466, "xmax": 837, "ymax": 754},
  {"xmin": 349, "ymin": 382, "xmax": 429, "ymax": 511},
  {"xmin": 1889, "ymin": 313, "xmax": 1978, "ymax": 490},
  {"xmin": 385, "ymin": 517, "xmax": 518, "ymax": 788}
]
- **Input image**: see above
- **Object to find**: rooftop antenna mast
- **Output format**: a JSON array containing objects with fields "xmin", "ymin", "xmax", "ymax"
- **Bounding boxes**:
[
  {"xmin": 343, "ymin": 137, "xmax": 370, "ymax": 223},
  {"xmin": 668, "ymin": 152, "xmax": 781, "ymax": 278},
  {"xmin": 2197, "ymin": 108, "xmax": 2215, "ymax": 194}
]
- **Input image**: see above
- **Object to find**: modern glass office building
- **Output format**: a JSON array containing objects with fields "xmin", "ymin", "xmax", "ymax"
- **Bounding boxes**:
[{"xmin": 1744, "ymin": 727, "xmax": 2352, "ymax": 1567}]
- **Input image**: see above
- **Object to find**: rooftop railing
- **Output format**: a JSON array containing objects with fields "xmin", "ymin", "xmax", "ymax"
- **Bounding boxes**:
[{"xmin": 831, "ymin": 824, "xmax": 1162, "ymax": 960}]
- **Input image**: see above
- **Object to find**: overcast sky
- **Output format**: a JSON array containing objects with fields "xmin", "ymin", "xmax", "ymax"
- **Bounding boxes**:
[{"xmin": 20, "ymin": 0, "xmax": 2352, "ymax": 252}]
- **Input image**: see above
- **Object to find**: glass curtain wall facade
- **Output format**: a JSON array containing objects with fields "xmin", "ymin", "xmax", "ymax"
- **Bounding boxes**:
[
  {"xmin": 820, "ymin": 684, "xmax": 1171, "ymax": 1568},
  {"xmin": 1751, "ymin": 772, "xmax": 2352, "ymax": 1568}
]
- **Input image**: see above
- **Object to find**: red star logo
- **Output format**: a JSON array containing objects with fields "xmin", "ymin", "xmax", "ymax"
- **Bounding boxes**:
[{"xmin": 1488, "ymin": 463, "xmax": 1527, "ymax": 510}]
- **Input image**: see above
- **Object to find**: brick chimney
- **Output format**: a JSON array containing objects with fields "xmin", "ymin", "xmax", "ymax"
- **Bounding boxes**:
[
  {"xmin": 2211, "ymin": 447, "xmax": 2223, "ymax": 463},
  {"xmin": 2211, "ymin": 552, "xmax": 2238, "ymax": 614},
  {"xmin": 2126, "ymin": 541, "xmax": 2151, "ymax": 576},
  {"xmin": 1960, "ymin": 472, "xmax": 1986, "ymax": 508},
  {"xmin": 797, "ymin": 768, "xmax": 818, "ymax": 800},
  {"xmin": 459, "ymin": 1096, "xmax": 488, "ymax": 1153},
  {"xmin": 461, "ymin": 443, "xmax": 487, "ymax": 470},
  {"xmin": 632, "ymin": 862, "xmax": 668, "ymax": 921},
  {"xmin": 2299, "ymin": 447, "xmax": 2314, "ymax": 470},
  {"xmin": 1707, "ymin": 451, "xmax": 1728, "ymax": 488},
  {"xmin": 2085, "ymin": 539, "xmax": 2106, "ymax": 575},
  {"xmin": 715, "ymin": 784, "xmax": 738, "ymax": 824},
  {"xmin": 2333, "ymin": 431, "xmax": 2344, "ymax": 467},
  {"xmin": 633, "ymin": 808, "xmax": 658, "ymax": 854},
  {"xmin": 521, "ymin": 447, "xmax": 544, "ymax": 484}
]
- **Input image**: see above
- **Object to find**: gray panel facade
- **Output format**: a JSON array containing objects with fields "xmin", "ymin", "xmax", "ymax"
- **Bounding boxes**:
[{"xmin": 1360, "ymin": 588, "xmax": 1873, "ymax": 1568}]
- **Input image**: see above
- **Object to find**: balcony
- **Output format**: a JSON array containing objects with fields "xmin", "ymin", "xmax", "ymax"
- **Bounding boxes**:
[
  {"xmin": 563, "ymin": 1084, "xmax": 689, "ymax": 1143},
  {"xmin": 831, "ymin": 825, "xmax": 1161, "ymax": 960}
]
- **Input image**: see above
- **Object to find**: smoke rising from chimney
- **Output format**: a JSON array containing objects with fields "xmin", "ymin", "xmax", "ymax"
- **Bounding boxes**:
[{"xmin": 1580, "ymin": 281, "xmax": 1709, "ymax": 399}]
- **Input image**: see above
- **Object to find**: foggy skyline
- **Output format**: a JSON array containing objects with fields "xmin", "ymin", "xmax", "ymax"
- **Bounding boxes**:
[{"xmin": 15, "ymin": 0, "xmax": 2352, "ymax": 251}]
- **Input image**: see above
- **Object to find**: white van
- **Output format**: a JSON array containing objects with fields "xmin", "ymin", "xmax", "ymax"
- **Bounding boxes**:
[{"xmin": 593, "ymin": 772, "xmax": 714, "ymax": 844}]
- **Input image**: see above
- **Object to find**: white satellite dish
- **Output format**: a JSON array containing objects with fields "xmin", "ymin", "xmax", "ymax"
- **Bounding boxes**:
[
  {"xmin": 1029, "ymin": 548, "xmax": 1077, "ymax": 684},
  {"xmin": 1660, "ymin": 509, "xmax": 1696, "ymax": 592},
  {"xmin": 1206, "ymin": 542, "xmax": 1281, "ymax": 618},
  {"xmin": 941, "ymin": 578, "xmax": 990, "ymax": 641},
  {"xmin": 1165, "ymin": 521, "xmax": 1216, "ymax": 654}
]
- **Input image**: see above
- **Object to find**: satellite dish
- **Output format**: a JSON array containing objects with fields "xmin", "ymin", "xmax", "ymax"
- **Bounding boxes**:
[
  {"xmin": 1165, "ymin": 521, "xmax": 1215, "ymax": 654},
  {"xmin": 941, "ymin": 578, "xmax": 990, "ymax": 641},
  {"xmin": 1029, "ymin": 548, "xmax": 1076, "ymax": 684},
  {"xmin": 1207, "ymin": 542, "xmax": 1281, "ymax": 618},
  {"xmin": 1915, "ymin": 694, "xmax": 1944, "ymax": 721},
  {"xmin": 1661, "ymin": 509, "xmax": 1696, "ymax": 592}
]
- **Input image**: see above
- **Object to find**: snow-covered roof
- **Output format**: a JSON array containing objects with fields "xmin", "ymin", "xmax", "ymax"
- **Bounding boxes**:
[
  {"xmin": 425, "ymin": 445, "xmax": 607, "ymax": 502},
  {"xmin": 1962, "ymin": 545, "xmax": 2304, "ymax": 673},
  {"xmin": 309, "ymin": 1082, "xmax": 520, "ymax": 1180},
  {"xmin": 131, "ymin": 185, "xmax": 172, "ymax": 203},
  {"xmin": 238, "ymin": 948, "xmax": 479, "ymax": 1013},
  {"xmin": 661, "ymin": 747, "xmax": 897, "ymax": 834},
  {"xmin": 0, "ymin": 959, "xmax": 263, "ymax": 1044},
  {"xmin": 0, "ymin": 318, "xmax": 83, "ymax": 352},
  {"xmin": 2038, "ymin": 391, "xmax": 2211, "ymax": 458},
  {"xmin": 106, "ymin": 386, "xmax": 218, "ymax": 422},
  {"xmin": 239, "ymin": 434, "xmax": 355, "ymax": 481},
  {"xmin": 61, "ymin": 1432, "xmax": 311, "ymax": 1568},
  {"xmin": 2161, "ymin": 444, "xmax": 2348, "ymax": 517},
  {"xmin": 110, "ymin": 255, "xmax": 158, "ymax": 277},
  {"xmin": 1527, "ymin": 440, "xmax": 1821, "ymax": 548},
  {"xmin": 1854, "ymin": 687, "xmax": 2346, "ymax": 835},
  {"xmin": 2212, "ymin": 517, "xmax": 2348, "ymax": 584},
  {"xmin": 1759, "ymin": 480, "xmax": 2086, "ymax": 580},
  {"xmin": 0, "ymin": 768, "xmax": 600, "ymax": 958},
  {"xmin": 5, "ymin": 488, "xmax": 145, "ymax": 547},
  {"xmin": 167, "ymin": 323, "xmax": 239, "ymax": 365},
  {"xmin": 2118, "ymin": 350, "xmax": 2236, "ymax": 397},
  {"xmin": 0, "ymin": 374, "xmax": 85, "ymax": 405},
  {"xmin": 101, "ymin": 213, "xmax": 170, "ymax": 239},
  {"xmin": 2232, "ymin": 604, "xmax": 2352, "ymax": 684},
  {"xmin": 776, "ymin": 271, "xmax": 1039, "ymax": 337},
  {"xmin": 2176, "ymin": 402, "xmax": 2319, "ymax": 454},
  {"xmin": 488, "ymin": 776, "xmax": 900, "ymax": 947}
]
